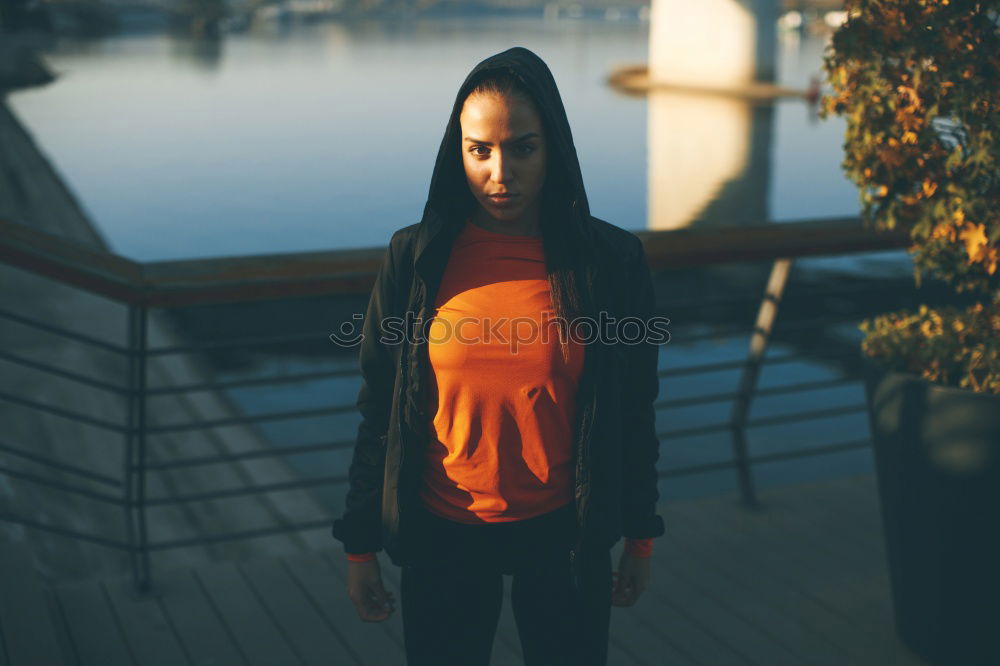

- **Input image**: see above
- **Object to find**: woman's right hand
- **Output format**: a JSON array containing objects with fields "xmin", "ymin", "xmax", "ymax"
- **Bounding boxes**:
[{"xmin": 346, "ymin": 559, "xmax": 396, "ymax": 622}]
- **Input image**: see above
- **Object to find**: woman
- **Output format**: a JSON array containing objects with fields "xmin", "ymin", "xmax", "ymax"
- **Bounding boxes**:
[{"xmin": 331, "ymin": 46, "xmax": 666, "ymax": 666}]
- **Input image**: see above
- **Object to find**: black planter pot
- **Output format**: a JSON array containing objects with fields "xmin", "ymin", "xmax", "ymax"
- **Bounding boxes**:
[{"xmin": 861, "ymin": 353, "xmax": 1000, "ymax": 666}]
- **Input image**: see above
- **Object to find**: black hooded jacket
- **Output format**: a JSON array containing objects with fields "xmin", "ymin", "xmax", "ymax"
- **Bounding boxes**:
[{"xmin": 330, "ymin": 46, "xmax": 666, "ymax": 568}]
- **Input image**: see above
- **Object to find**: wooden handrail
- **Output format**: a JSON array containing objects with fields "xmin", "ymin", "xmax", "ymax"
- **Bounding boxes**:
[
  {"xmin": 0, "ymin": 215, "xmax": 911, "ymax": 308},
  {"xmin": 636, "ymin": 215, "xmax": 910, "ymax": 270}
]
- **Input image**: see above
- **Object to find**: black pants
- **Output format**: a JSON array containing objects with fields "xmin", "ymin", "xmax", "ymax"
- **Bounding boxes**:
[{"xmin": 400, "ymin": 500, "xmax": 612, "ymax": 666}]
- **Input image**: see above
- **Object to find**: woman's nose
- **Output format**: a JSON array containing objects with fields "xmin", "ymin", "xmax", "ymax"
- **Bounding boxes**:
[{"xmin": 490, "ymin": 151, "xmax": 514, "ymax": 184}]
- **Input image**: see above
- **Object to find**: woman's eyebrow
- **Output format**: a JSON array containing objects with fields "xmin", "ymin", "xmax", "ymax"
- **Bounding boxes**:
[{"xmin": 463, "ymin": 132, "xmax": 540, "ymax": 145}]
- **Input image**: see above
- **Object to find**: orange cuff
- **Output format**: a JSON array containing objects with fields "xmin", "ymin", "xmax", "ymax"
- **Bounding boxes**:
[
  {"xmin": 346, "ymin": 551, "xmax": 376, "ymax": 562},
  {"xmin": 624, "ymin": 538, "xmax": 653, "ymax": 558}
]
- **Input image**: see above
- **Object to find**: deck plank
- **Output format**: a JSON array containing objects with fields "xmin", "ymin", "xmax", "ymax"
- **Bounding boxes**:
[
  {"xmin": 749, "ymin": 481, "xmax": 896, "ymax": 629},
  {"xmin": 605, "ymin": 579, "xmax": 691, "ymax": 666},
  {"xmin": 694, "ymin": 491, "xmax": 889, "ymax": 635},
  {"xmin": 642, "ymin": 550, "xmax": 804, "ymax": 666},
  {"xmin": 155, "ymin": 566, "xmax": 248, "ymax": 666},
  {"xmin": 0, "ymin": 540, "xmax": 68, "ymax": 666},
  {"xmin": 685, "ymin": 478, "xmax": 928, "ymax": 666},
  {"xmin": 696, "ymin": 488, "xmax": 888, "ymax": 624},
  {"xmin": 283, "ymin": 549, "xmax": 401, "ymax": 666},
  {"xmin": 237, "ymin": 556, "xmax": 357, "ymax": 666},
  {"xmin": 0, "ymin": 620, "xmax": 7, "ymax": 666},
  {"xmin": 611, "ymin": 582, "xmax": 751, "ymax": 666},
  {"xmin": 193, "ymin": 560, "xmax": 304, "ymax": 666},
  {"xmin": 100, "ymin": 576, "xmax": 190, "ymax": 666},
  {"xmin": 316, "ymin": 548, "xmax": 405, "ymax": 664},
  {"xmin": 646, "ymin": 517, "xmax": 855, "ymax": 666},
  {"xmin": 662, "ymin": 495, "xmax": 884, "ymax": 665},
  {"xmin": 52, "ymin": 578, "xmax": 133, "ymax": 666}
]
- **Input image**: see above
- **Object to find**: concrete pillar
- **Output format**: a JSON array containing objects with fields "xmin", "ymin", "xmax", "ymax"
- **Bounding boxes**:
[{"xmin": 648, "ymin": 0, "xmax": 778, "ymax": 90}]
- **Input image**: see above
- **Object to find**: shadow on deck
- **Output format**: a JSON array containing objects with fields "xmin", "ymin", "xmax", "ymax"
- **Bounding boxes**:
[{"xmin": 2, "ymin": 473, "xmax": 933, "ymax": 666}]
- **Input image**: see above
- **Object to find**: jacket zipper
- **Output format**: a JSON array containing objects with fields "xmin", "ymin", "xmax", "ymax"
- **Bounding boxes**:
[
  {"xmin": 397, "ymin": 279, "xmax": 426, "ymax": 561},
  {"xmin": 395, "ymin": 345, "xmax": 408, "ymax": 553},
  {"xmin": 571, "ymin": 388, "xmax": 596, "ymax": 562}
]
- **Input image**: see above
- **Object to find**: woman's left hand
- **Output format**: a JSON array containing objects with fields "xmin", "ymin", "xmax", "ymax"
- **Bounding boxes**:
[{"xmin": 611, "ymin": 551, "xmax": 651, "ymax": 606}]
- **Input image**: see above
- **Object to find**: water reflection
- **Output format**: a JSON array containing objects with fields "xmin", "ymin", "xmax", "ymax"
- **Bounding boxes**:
[
  {"xmin": 648, "ymin": 91, "xmax": 773, "ymax": 229},
  {"xmin": 642, "ymin": 0, "xmax": 781, "ymax": 230}
]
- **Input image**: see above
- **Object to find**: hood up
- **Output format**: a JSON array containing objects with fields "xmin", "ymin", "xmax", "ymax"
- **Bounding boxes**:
[{"xmin": 415, "ymin": 46, "xmax": 599, "ymax": 265}]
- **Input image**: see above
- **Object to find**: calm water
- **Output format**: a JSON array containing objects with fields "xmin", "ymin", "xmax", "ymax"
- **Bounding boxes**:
[{"xmin": 9, "ymin": 14, "xmax": 867, "ymax": 263}]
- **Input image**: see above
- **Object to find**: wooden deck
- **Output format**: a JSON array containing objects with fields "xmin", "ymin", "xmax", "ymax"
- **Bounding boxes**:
[{"xmin": 14, "ymin": 473, "xmax": 933, "ymax": 665}]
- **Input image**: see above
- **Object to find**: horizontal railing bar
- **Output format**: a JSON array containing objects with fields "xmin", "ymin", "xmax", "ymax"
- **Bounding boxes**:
[
  {"xmin": 0, "ymin": 513, "xmax": 131, "ymax": 551},
  {"xmin": 145, "ymin": 403, "xmax": 356, "ymax": 434},
  {"xmin": 147, "ymin": 330, "xmax": 344, "ymax": 356},
  {"xmin": 771, "ymin": 312, "xmax": 866, "ymax": 332},
  {"xmin": 742, "ymin": 437, "xmax": 873, "ymax": 465},
  {"xmin": 679, "ymin": 313, "xmax": 867, "ymax": 346},
  {"xmin": 781, "ymin": 279, "xmax": 912, "ymax": 301},
  {"xmin": 744, "ymin": 403, "xmax": 868, "ymax": 428},
  {"xmin": 145, "ymin": 474, "xmax": 346, "ymax": 506},
  {"xmin": 658, "ymin": 421, "xmax": 732, "ymax": 439},
  {"xmin": 145, "ymin": 366, "xmax": 361, "ymax": 396},
  {"xmin": 656, "ymin": 390, "xmax": 743, "ymax": 409},
  {"xmin": 0, "ymin": 389, "xmax": 127, "ymax": 433},
  {"xmin": 659, "ymin": 349, "xmax": 861, "ymax": 378},
  {"xmin": 0, "ymin": 307, "xmax": 130, "ymax": 355},
  {"xmin": 760, "ymin": 349, "xmax": 865, "ymax": 366},
  {"xmin": 143, "ymin": 438, "xmax": 354, "ymax": 471},
  {"xmin": 655, "ymin": 376, "xmax": 859, "ymax": 410},
  {"xmin": 658, "ymin": 438, "xmax": 872, "ymax": 478},
  {"xmin": 0, "ymin": 349, "xmax": 128, "ymax": 396},
  {"xmin": 754, "ymin": 376, "xmax": 860, "ymax": 397},
  {"xmin": 0, "ymin": 464, "xmax": 123, "ymax": 504},
  {"xmin": 659, "ymin": 357, "xmax": 757, "ymax": 377},
  {"xmin": 659, "ymin": 458, "xmax": 742, "ymax": 477},
  {"xmin": 665, "ymin": 278, "xmax": 910, "ymax": 313},
  {"xmin": 639, "ymin": 216, "xmax": 909, "ymax": 272},
  {"xmin": 0, "ymin": 438, "xmax": 121, "ymax": 487},
  {"xmin": 146, "ymin": 518, "xmax": 335, "ymax": 551},
  {"xmin": 657, "ymin": 403, "xmax": 867, "ymax": 440}
]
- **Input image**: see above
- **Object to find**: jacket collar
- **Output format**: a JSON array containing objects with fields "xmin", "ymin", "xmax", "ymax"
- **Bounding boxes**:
[
  {"xmin": 414, "ymin": 203, "xmax": 448, "ymax": 267},
  {"xmin": 412, "ymin": 203, "xmax": 467, "ymax": 288}
]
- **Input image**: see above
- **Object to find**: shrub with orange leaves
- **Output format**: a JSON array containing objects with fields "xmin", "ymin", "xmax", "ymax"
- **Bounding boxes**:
[{"xmin": 820, "ymin": 0, "xmax": 999, "ymax": 394}]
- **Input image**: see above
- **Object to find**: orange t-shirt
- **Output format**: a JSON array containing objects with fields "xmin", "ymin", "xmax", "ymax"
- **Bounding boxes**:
[
  {"xmin": 418, "ymin": 218, "xmax": 584, "ymax": 523},
  {"xmin": 344, "ymin": 218, "xmax": 654, "ymax": 561}
]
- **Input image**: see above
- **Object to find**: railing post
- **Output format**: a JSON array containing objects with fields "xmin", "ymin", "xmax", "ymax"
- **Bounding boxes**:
[
  {"xmin": 124, "ymin": 303, "xmax": 151, "ymax": 593},
  {"xmin": 729, "ymin": 257, "xmax": 793, "ymax": 507}
]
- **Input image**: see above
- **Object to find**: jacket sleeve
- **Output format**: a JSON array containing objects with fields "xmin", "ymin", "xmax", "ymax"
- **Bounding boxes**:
[
  {"xmin": 620, "ymin": 238, "xmax": 666, "ymax": 540},
  {"xmin": 331, "ymin": 233, "xmax": 402, "ymax": 555}
]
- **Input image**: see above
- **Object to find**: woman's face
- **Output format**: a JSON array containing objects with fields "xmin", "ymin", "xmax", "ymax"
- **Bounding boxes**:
[{"xmin": 459, "ymin": 91, "xmax": 547, "ymax": 228}]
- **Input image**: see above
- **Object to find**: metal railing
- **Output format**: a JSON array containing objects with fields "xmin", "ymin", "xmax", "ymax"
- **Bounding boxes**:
[{"xmin": 0, "ymin": 214, "xmax": 912, "ymax": 592}]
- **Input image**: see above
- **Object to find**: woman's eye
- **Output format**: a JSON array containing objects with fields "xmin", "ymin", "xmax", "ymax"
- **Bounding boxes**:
[{"xmin": 469, "ymin": 144, "xmax": 535, "ymax": 157}]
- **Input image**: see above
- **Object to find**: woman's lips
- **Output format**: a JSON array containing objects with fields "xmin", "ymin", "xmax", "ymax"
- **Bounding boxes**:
[{"xmin": 488, "ymin": 194, "xmax": 519, "ymax": 207}]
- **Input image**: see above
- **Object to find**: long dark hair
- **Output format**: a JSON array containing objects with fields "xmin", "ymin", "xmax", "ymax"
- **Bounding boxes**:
[{"xmin": 462, "ymin": 68, "xmax": 599, "ymax": 365}]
